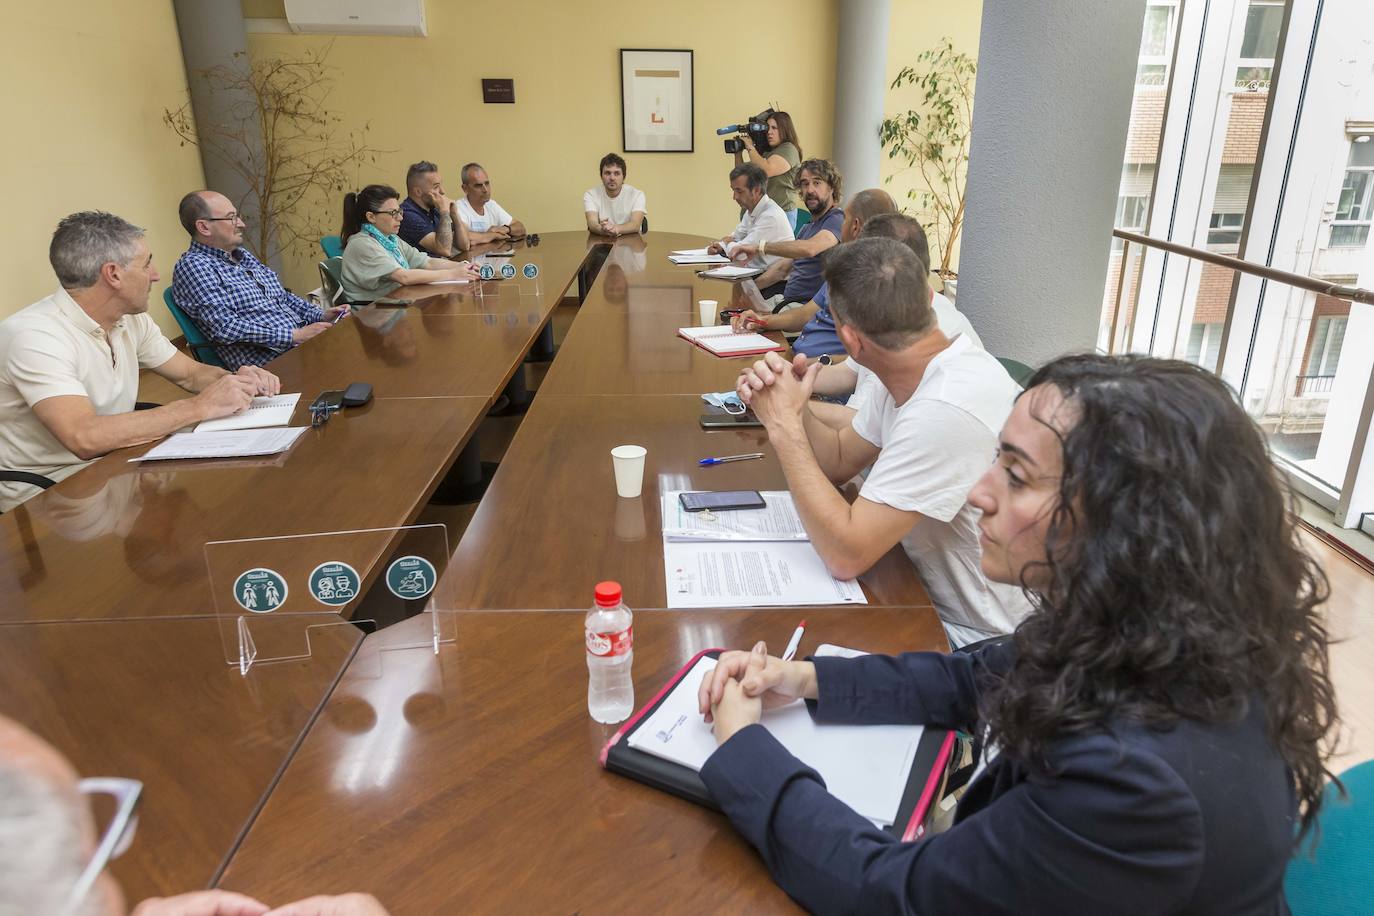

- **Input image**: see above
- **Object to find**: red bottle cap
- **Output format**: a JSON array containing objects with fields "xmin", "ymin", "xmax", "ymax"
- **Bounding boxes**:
[{"xmin": 594, "ymin": 581, "xmax": 622, "ymax": 608}]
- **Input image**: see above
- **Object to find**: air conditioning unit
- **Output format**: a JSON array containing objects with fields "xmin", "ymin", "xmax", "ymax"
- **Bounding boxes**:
[{"xmin": 283, "ymin": 0, "xmax": 427, "ymax": 36}]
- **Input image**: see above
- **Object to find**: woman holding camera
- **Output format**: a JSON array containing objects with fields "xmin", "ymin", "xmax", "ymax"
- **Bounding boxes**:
[
  {"xmin": 699, "ymin": 353, "xmax": 1338, "ymax": 914},
  {"xmin": 733, "ymin": 111, "xmax": 804, "ymax": 231}
]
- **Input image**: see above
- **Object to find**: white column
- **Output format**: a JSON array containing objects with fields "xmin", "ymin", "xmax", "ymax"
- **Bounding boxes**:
[
  {"xmin": 833, "ymin": 0, "xmax": 892, "ymax": 192},
  {"xmin": 957, "ymin": 0, "xmax": 1147, "ymax": 365}
]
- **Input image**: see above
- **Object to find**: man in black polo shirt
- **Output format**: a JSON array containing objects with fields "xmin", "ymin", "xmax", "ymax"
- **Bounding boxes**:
[{"xmin": 398, "ymin": 161, "xmax": 471, "ymax": 257}]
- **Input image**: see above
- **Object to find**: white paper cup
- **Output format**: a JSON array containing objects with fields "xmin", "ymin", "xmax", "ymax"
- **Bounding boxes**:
[
  {"xmin": 698, "ymin": 299, "xmax": 719, "ymax": 326},
  {"xmin": 611, "ymin": 445, "xmax": 648, "ymax": 498}
]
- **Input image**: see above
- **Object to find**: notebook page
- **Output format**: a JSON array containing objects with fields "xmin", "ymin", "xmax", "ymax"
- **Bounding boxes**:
[
  {"xmin": 133, "ymin": 427, "xmax": 307, "ymax": 462},
  {"xmin": 194, "ymin": 394, "xmax": 301, "ymax": 433}
]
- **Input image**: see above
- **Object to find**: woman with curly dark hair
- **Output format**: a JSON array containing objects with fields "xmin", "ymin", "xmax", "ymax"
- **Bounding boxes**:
[{"xmin": 697, "ymin": 353, "xmax": 1339, "ymax": 914}]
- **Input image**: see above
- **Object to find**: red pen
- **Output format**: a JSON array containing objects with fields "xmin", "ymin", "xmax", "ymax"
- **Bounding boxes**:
[{"xmin": 782, "ymin": 619, "xmax": 807, "ymax": 661}]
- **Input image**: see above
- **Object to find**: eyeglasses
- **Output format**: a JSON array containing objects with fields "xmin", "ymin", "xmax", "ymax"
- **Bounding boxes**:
[
  {"xmin": 370, "ymin": 208, "xmax": 403, "ymax": 218},
  {"xmin": 201, "ymin": 213, "xmax": 242, "ymax": 223},
  {"xmin": 66, "ymin": 777, "xmax": 143, "ymax": 911}
]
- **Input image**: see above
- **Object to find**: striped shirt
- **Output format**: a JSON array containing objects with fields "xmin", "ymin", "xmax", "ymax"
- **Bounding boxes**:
[{"xmin": 172, "ymin": 241, "xmax": 322, "ymax": 369}]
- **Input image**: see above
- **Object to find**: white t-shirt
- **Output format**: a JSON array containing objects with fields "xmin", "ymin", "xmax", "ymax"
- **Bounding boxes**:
[
  {"xmin": 583, "ymin": 184, "xmax": 647, "ymax": 226},
  {"xmin": 850, "ymin": 334, "xmax": 1033, "ymax": 647},
  {"xmin": 0, "ymin": 288, "xmax": 178, "ymax": 511},
  {"xmin": 847, "ymin": 292, "xmax": 985, "ymax": 415},
  {"xmin": 457, "ymin": 197, "xmax": 513, "ymax": 233}
]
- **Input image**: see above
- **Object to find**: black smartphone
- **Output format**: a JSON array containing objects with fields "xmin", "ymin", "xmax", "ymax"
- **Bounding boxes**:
[
  {"xmin": 679, "ymin": 490, "xmax": 767, "ymax": 513},
  {"xmin": 699, "ymin": 412, "xmax": 763, "ymax": 429},
  {"xmin": 310, "ymin": 390, "xmax": 345, "ymax": 411}
]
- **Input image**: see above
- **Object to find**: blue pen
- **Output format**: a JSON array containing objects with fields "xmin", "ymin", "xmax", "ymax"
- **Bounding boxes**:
[{"xmin": 699, "ymin": 452, "xmax": 765, "ymax": 466}]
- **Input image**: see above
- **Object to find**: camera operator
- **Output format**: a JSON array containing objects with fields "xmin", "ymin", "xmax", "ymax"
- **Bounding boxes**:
[{"xmin": 731, "ymin": 111, "xmax": 804, "ymax": 231}]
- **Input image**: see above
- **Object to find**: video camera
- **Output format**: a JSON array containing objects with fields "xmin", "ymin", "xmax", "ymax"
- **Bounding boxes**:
[{"xmin": 718, "ymin": 108, "xmax": 777, "ymax": 155}]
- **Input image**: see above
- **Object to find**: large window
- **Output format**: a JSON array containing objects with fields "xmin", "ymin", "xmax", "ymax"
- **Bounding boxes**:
[
  {"xmin": 1236, "ymin": 0, "xmax": 1283, "ymax": 90},
  {"xmin": 1331, "ymin": 137, "xmax": 1374, "ymax": 248}
]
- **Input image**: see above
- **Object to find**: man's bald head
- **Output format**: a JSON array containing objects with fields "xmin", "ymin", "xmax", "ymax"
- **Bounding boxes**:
[
  {"xmin": 839, "ymin": 189, "xmax": 896, "ymax": 242},
  {"xmin": 178, "ymin": 190, "xmax": 245, "ymax": 250}
]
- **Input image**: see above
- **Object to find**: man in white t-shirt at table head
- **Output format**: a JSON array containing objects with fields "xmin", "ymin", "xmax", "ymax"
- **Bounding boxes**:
[
  {"xmin": 736, "ymin": 237, "xmax": 1033, "ymax": 647},
  {"xmin": 584, "ymin": 153, "xmax": 647, "ymax": 237},
  {"xmin": 0, "ymin": 211, "xmax": 279, "ymax": 512},
  {"xmin": 457, "ymin": 162, "xmax": 526, "ymax": 244}
]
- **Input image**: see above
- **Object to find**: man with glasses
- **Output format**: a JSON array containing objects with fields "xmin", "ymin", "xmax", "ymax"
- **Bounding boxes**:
[
  {"xmin": 0, "ymin": 212, "xmax": 280, "ymax": 512},
  {"xmin": 172, "ymin": 191, "xmax": 349, "ymax": 370},
  {"xmin": 0, "ymin": 715, "xmax": 391, "ymax": 913}
]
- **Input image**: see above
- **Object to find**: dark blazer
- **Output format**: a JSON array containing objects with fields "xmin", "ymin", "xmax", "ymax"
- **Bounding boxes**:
[{"xmin": 699, "ymin": 642, "xmax": 1296, "ymax": 915}]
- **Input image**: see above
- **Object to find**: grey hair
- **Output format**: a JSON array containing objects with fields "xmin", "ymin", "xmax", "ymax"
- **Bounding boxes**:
[
  {"xmin": 0, "ymin": 766, "xmax": 101, "ymax": 916},
  {"xmin": 49, "ymin": 212, "xmax": 145, "ymax": 290},
  {"xmin": 460, "ymin": 162, "xmax": 485, "ymax": 185},
  {"xmin": 823, "ymin": 237, "xmax": 934, "ymax": 350}
]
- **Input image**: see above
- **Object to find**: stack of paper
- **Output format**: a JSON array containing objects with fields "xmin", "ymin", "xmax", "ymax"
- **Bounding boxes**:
[
  {"xmin": 677, "ymin": 325, "xmax": 783, "ymax": 358},
  {"xmin": 668, "ymin": 247, "xmax": 730, "ymax": 265},
  {"xmin": 133, "ymin": 427, "xmax": 308, "ymax": 463},
  {"xmin": 699, "ymin": 265, "xmax": 764, "ymax": 280},
  {"xmin": 661, "ymin": 491, "xmax": 867, "ymax": 609},
  {"xmin": 626, "ymin": 655, "xmax": 920, "ymax": 826},
  {"xmin": 194, "ymin": 394, "xmax": 301, "ymax": 433}
]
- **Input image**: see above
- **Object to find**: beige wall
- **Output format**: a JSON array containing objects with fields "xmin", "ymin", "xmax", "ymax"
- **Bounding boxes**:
[
  {"xmin": 0, "ymin": 1, "xmax": 206, "ymax": 337},
  {"xmin": 244, "ymin": 0, "xmax": 840, "ymax": 291},
  {"xmin": 881, "ymin": 0, "xmax": 984, "ymax": 271}
]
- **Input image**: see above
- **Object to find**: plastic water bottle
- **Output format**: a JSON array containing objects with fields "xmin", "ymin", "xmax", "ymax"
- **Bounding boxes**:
[{"xmin": 586, "ymin": 580, "xmax": 634, "ymax": 723}]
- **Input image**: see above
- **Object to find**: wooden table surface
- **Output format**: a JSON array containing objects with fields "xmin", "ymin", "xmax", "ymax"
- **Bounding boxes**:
[
  {"xmin": 0, "ymin": 397, "xmax": 488, "ymax": 621},
  {"xmin": 444, "ymin": 394, "xmax": 929, "ymax": 610},
  {"xmin": 0, "ymin": 614, "xmax": 360, "ymax": 901},
  {"xmin": 218, "ymin": 607, "xmax": 948, "ymax": 914}
]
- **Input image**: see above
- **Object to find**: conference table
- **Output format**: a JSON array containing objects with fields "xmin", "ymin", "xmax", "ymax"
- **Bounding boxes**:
[{"xmin": 0, "ymin": 230, "xmax": 941, "ymax": 904}]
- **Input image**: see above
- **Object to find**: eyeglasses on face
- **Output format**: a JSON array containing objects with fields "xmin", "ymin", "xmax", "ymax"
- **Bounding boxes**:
[
  {"xmin": 370, "ymin": 208, "xmax": 403, "ymax": 218},
  {"xmin": 201, "ymin": 213, "xmax": 242, "ymax": 223},
  {"xmin": 65, "ymin": 777, "xmax": 143, "ymax": 910}
]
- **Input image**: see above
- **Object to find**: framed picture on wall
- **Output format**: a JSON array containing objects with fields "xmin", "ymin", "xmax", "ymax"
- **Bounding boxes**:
[{"xmin": 620, "ymin": 49, "xmax": 694, "ymax": 152}]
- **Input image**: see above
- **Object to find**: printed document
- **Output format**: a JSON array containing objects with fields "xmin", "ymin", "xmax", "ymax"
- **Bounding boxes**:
[
  {"xmin": 699, "ymin": 265, "xmax": 764, "ymax": 280},
  {"xmin": 194, "ymin": 394, "xmax": 300, "ymax": 433},
  {"xmin": 663, "ymin": 539, "xmax": 866, "ymax": 608},
  {"xmin": 133, "ymin": 427, "xmax": 307, "ymax": 462},
  {"xmin": 627, "ymin": 655, "xmax": 921, "ymax": 825},
  {"xmin": 662, "ymin": 491, "xmax": 808, "ymax": 541}
]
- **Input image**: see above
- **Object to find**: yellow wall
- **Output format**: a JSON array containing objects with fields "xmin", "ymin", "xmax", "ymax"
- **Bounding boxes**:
[
  {"xmin": 245, "ymin": 0, "xmax": 840, "ymax": 292},
  {"xmin": 0, "ymin": 1, "xmax": 206, "ymax": 337},
  {"xmin": 881, "ymin": 0, "xmax": 983, "ymax": 272}
]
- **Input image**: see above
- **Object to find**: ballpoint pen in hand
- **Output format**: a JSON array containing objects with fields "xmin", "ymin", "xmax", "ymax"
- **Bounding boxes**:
[
  {"xmin": 698, "ymin": 452, "xmax": 765, "ymax": 466},
  {"xmin": 782, "ymin": 620, "xmax": 807, "ymax": 661}
]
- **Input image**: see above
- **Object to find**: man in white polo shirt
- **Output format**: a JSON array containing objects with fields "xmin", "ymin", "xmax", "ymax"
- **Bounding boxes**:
[
  {"xmin": 706, "ymin": 162, "xmax": 794, "ymax": 278},
  {"xmin": 737, "ymin": 237, "xmax": 1032, "ymax": 647},
  {"xmin": 583, "ymin": 152, "xmax": 647, "ymax": 236},
  {"xmin": 457, "ymin": 162, "xmax": 526, "ymax": 243},
  {"xmin": 0, "ymin": 211, "xmax": 281, "ymax": 512}
]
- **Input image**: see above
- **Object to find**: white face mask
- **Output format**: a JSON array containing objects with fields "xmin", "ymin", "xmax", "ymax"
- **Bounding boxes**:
[{"xmin": 701, "ymin": 391, "xmax": 746, "ymax": 414}]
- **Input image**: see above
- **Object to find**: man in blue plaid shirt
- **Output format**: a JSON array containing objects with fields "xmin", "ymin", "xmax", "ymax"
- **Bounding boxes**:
[{"xmin": 171, "ymin": 191, "xmax": 348, "ymax": 369}]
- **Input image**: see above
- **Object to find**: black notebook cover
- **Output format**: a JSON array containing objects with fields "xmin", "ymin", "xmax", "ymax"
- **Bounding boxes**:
[{"xmin": 600, "ymin": 648, "xmax": 957, "ymax": 840}]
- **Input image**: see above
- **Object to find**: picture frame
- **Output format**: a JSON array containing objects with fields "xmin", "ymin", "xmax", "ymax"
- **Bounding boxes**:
[{"xmin": 620, "ymin": 49, "xmax": 694, "ymax": 153}]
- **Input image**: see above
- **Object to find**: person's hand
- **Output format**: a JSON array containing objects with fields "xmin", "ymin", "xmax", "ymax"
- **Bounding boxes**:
[
  {"xmin": 741, "ymin": 133, "xmax": 757, "ymax": 153},
  {"xmin": 434, "ymin": 190, "xmax": 452, "ymax": 212},
  {"xmin": 731, "ymin": 243, "xmax": 759, "ymax": 264},
  {"xmin": 451, "ymin": 262, "xmax": 481, "ymax": 281},
  {"xmin": 131, "ymin": 889, "xmax": 270, "ymax": 916},
  {"xmin": 324, "ymin": 305, "xmax": 349, "ymax": 322},
  {"xmin": 736, "ymin": 352, "xmax": 815, "ymax": 425},
  {"xmin": 706, "ymin": 240, "xmax": 726, "ymax": 257},
  {"xmin": 291, "ymin": 322, "xmax": 332, "ymax": 345},
  {"xmin": 698, "ymin": 642, "xmax": 817, "ymax": 725},
  {"xmin": 492, "ymin": 225, "xmax": 513, "ymax": 240},
  {"xmin": 264, "ymin": 893, "xmax": 390, "ymax": 916},
  {"xmin": 730, "ymin": 309, "xmax": 766, "ymax": 334},
  {"xmin": 195, "ymin": 373, "xmax": 256, "ymax": 418},
  {"xmin": 235, "ymin": 365, "xmax": 281, "ymax": 396}
]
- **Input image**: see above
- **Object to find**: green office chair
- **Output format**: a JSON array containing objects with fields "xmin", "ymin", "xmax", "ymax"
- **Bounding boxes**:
[
  {"xmin": 794, "ymin": 208, "xmax": 812, "ymax": 232},
  {"xmin": 161, "ymin": 288, "xmax": 226, "ymax": 368},
  {"xmin": 1286, "ymin": 760, "xmax": 1374, "ymax": 915},
  {"xmin": 996, "ymin": 356, "xmax": 1036, "ymax": 388},
  {"xmin": 318, "ymin": 256, "xmax": 344, "ymax": 306},
  {"xmin": 319, "ymin": 235, "xmax": 344, "ymax": 258}
]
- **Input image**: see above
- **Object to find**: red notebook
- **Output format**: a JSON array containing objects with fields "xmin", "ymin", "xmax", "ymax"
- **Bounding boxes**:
[{"xmin": 677, "ymin": 325, "xmax": 785, "ymax": 359}]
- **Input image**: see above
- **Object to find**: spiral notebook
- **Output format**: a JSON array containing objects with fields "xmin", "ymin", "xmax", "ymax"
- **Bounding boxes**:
[
  {"xmin": 194, "ymin": 394, "xmax": 301, "ymax": 433},
  {"xmin": 677, "ymin": 325, "xmax": 783, "ymax": 358}
]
